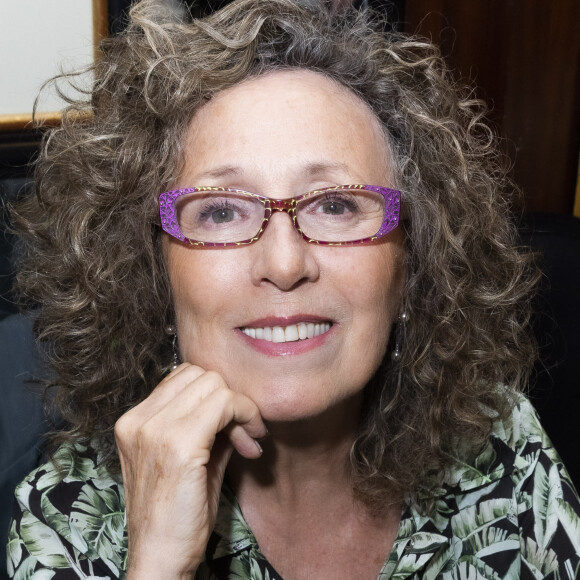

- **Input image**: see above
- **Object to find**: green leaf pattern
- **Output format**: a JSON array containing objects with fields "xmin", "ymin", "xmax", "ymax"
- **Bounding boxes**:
[{"xmin": 7, "ymin": 395, "xmax": 580, "ymax": 579}]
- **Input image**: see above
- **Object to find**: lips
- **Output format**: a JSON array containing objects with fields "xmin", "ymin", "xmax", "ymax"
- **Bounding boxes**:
[{"xmin": 240, "ymin": 322, "xmax": 332, "ymax": 343}]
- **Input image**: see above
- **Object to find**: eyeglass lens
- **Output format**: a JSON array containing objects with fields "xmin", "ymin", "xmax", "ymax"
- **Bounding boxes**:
[{"xmin": 174, "ymin": 188, "xmax": 387, "ymax": 244}]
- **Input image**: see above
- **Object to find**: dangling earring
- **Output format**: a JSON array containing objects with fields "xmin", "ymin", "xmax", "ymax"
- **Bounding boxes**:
[
  {"xmin": 391, "ymin": 311, "xmax": 408, "ymax": 362},
  {"xmin": 165, "ymin": 324, "xmax": 180, "ymax": 371}
]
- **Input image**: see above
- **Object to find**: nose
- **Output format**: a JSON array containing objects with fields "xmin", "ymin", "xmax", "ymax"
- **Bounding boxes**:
[{"xmin": 250, "ymin": 211, "xmax": 319, "ymax": 291}]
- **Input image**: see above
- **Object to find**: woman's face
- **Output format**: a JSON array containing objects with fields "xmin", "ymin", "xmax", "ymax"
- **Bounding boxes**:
[{"xmin": 164, "ymin": 70, "xmax": 405, "ymax": 422}]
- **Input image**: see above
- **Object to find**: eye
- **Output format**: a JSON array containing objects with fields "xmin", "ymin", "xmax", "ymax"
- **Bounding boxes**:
[
  {"xmin": 209, "ymin": 207, "xmax": 236, "ymax": 223},
  {"xmin": 321, "ymin": 200, "xmax": 347, "ymax": 215},
  {"xmin": 198, "ymin": 199, "xmax": 248, "ymax": 225},
  {"xmin": 317, "ymin": 193, "xmax": 359, "ymax": 216}
]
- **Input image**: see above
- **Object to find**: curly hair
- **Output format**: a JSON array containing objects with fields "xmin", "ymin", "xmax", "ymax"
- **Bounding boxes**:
[{"xmin": 13, "ymin": 0, "xmax": 538, "ymax": 510}]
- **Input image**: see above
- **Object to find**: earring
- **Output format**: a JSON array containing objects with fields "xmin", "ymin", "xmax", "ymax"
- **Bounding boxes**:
[
  {"xmin": 391, "ymin": 311, "xmax": 408, "ymax": 362},
  {"xmin": 165, "ymin": 324, "xmax": 180, "ymax": 371}
]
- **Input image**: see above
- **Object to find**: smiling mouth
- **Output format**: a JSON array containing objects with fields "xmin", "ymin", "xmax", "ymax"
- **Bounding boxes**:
[{"xmin": 240, "ymin": 322, "xmax": 332, "ymax": 343}]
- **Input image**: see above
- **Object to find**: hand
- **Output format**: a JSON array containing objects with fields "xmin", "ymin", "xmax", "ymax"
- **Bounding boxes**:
[{"xmin": 114, "ymin": 363, "xmax": 267, "ymax": 579}]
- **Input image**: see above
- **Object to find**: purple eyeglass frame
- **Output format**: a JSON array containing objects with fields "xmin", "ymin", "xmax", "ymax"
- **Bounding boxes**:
[{"xmin": 158, "ymin": 184, "xmax": 401, "ymax": 247}]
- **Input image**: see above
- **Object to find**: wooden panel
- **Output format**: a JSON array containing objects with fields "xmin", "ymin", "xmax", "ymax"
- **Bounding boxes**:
[{"xmin": 405, "ymin": 0, "xmax": 580, "ymax": 214}]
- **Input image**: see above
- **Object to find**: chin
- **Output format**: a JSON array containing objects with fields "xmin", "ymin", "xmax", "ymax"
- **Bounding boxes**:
[
  {"xmin": 255, "ymin": 401, "xmax": 324, "ymax": 424},
  {"xmin": 234, "ymin": 377, "xmax": 363, "ymax": 425}
]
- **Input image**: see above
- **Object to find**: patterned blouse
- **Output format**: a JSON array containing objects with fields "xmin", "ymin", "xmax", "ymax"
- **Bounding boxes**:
[{"xmin": 6, "ymin": 395, "xmax": 580, "ymax": 579}]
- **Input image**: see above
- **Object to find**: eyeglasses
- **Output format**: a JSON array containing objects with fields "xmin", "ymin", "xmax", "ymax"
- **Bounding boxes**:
[{"xmin": 158, "ymin": 185, "xmax": 400, "ymax": 247}]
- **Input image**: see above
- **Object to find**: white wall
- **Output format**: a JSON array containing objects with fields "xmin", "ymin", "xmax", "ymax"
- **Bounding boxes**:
[{"xmin": 0, "ymin": 0, "xmax": 95, "ymax": 117}]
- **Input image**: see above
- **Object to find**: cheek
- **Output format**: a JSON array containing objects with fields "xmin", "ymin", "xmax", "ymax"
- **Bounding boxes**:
[
  {"xmin": 342, "ymin": 249, "xmax": 405, "ymax": 371},
  {"xmin": 167, "ymin": 239, "xmax": 240, "ymax": 294},
  {"xmin": 364, "ymin": 266, "xmax": 404, "ymax": 370},
  {"xmin": 165, "ymin": 243, "xmax": 253, "ymax": 357},
  {"xmin": 340, "ymin": 246, "xmax": 405, "ymax": 323},
  {"xmin": 360, "ymin": 274, "xmax": 400, "ymax": 356},
  {"xmin": 166, "ymin": 244, "xmax": 225, "ymax": 327}
]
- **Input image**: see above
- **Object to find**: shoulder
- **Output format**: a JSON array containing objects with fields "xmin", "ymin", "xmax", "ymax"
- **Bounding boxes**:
[
  {"xmin": 496, "ymin": 394, "xmax": 580, "ymax": 570},
  {"xmin": 14, "ymin": 440, "xmax": 124, "ymax": 513},
  {"xmin": 9, "ymin": 441, "xmax": 127, "ymax": 579},
  {"xmin": 437, "ymin": 391, "xmax": 580, "ymax": 578},
  {"xmin": 491, "ymin": 391, "xmax": 576, "ymax": 495},
  {"xmin": 444, "ymin": 390, "xmax": 576, "ymax": 492},
  {"xmin": 15, "ymin": 439, "xmax": 121, "ymax": 491}
]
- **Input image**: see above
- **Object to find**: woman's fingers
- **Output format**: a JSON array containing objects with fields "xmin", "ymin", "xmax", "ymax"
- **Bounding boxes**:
[
  {"xmin": 123, "ymin": 368, "xmax": 267, "ymax": 442},
  {"xmin": 121, "ymin": 364, "xmax": 252, "ymax": 429},
  {"xmin": 151, "ymin": 382, "xmax": 267, "ymax": 462},
  {"xmin": 205, "ymin": 433, "xmax": 235, "ymax": 514},
  {"xmin": 115, "ymin": 365, "xmax": 267, "ymax": 484},
  {"xmin": 116, "ymin": 363, "xmax": 268, "ymax": 474},
  {"xmin": 194, "ymin": 387, "xmax": 266, "ymax": 457},
  {"xmin": 225, "ymin": 423, "xmax": 263, "ymax": 459},
  {"xmin": 124, "ymin": 363, "xmax": 206, "ymax": 421}
]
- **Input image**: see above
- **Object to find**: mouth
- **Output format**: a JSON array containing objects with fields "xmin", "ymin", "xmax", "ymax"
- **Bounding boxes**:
[{"xmin": 240, "ymin": 321, "xmax": 333, "ymax": 343}]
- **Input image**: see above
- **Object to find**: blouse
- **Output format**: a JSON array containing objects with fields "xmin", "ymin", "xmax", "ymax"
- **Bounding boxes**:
[{"xmin": 6, "ymin": 394, "xmax": 580, "ymax": 579}]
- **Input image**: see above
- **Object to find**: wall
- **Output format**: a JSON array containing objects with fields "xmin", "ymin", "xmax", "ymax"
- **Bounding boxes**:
[{"xmin": 0, "ymin": 0, "xmax": 106, "ymax": 129}]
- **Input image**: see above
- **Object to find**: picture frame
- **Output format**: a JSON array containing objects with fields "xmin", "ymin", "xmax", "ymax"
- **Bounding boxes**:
[{"xmin": 0, "ymin": 0, "xmax": 108, "ymax": 131}]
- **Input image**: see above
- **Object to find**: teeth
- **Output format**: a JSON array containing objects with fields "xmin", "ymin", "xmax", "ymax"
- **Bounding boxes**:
[
  {"xmin": 272, "ymin": 327, "xmax": 285, "ymax": 343},
  {"xmin": 283, "ymin": 325, "xmax": 298, "ymax": 342},
  {"xmin": 241, "ymin": 322, "xmax": 332, "ymax": 342}
]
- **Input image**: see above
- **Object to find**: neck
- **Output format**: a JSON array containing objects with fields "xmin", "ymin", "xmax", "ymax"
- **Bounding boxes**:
[{"xmin": 227, "ymin": 393, "xmax": 363, "ymax": 510}]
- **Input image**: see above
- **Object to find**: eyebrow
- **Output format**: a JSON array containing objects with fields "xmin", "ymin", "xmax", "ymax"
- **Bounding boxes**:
[
  {"xmin": 195, "ymin": 165, "xmax": 244, "ymax": 181},
  {"xmin": 303, "ymin": 161, "xmax": 352, "ymax": 178},
  {"xmin": 194, "ymin": 161, "xmax": 353, "ymax": 182}
]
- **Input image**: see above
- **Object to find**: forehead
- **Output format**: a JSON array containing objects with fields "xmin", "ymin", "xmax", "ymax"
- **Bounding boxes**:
[{"xmin": 180, "ymin": 69, "xmax": 392, "ymax": 187}]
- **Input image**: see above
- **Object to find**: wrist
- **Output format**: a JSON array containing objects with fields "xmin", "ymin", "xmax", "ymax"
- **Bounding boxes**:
[
  {"xmin": 126, "ymin": 565, "xmax": 198, "ymax": 580},
  {"xmin": 125, "ymin": 549, "xmax": 201, "ymax": 580}
]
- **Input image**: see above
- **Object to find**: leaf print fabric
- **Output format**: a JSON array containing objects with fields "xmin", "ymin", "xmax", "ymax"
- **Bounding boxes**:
[
  {"xmin": 7, "ymin": 394, "xmax": 580, "ymax": 579},
  {"xmin": 7, "ymin": 443, "xmax": 123, "ymax": 580}
]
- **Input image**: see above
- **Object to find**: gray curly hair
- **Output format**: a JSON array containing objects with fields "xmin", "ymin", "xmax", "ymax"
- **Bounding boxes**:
[{"xmin": 13, "ymin": 0, "xmax": 538, "ymax": 510}]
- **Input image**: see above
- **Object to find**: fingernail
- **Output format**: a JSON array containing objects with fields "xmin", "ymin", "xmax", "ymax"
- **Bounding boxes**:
[{"xmin": 254, "ymin": 440, "xmax": 263, "ymax": 455}]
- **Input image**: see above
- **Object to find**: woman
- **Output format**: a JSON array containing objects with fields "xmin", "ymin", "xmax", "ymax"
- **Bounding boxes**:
[{"xmin": 7, "ymin": 0, "xmax": 580, "ymax": 578}]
